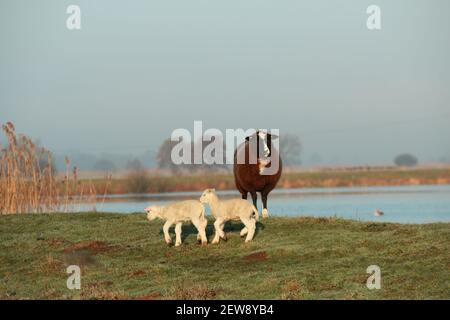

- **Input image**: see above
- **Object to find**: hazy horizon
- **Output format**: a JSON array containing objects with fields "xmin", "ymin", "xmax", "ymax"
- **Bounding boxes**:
[{"xmin": 2, "ymin": 0, "xmax": 450, "ymax": 168}]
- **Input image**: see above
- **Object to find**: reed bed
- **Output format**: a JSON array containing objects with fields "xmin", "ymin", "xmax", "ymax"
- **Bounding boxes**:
[{"xmin": 0, "ymin": 122, "xmax": 99, "ymax": 214}]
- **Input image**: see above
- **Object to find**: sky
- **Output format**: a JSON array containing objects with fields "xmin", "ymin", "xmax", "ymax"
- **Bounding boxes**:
[{"xmin": 1, "ymin": 0, "xmax": 449, "ymax": 167}]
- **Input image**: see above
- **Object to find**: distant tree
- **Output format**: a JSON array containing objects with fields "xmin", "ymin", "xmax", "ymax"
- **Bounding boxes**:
[
  {"xmin": 190, "ymin": 136, "xmax": 228, "ymax": 173},
  {"xmin": 394, "ymin": 153, "xmax": 418, "ymax": 167},
  {"xmin": 309, "ymin": 152, "xmax": 322, "ymax": 165},
  {"xmin": 156, "ymin": 138, "xmax": 181, "ymax": 174},
  {"xmin": 126, "ymin": 158, "xmax": 144, "ymax": 171},
  {"xmin": 279, "ymin": 134, "xmax": 302, "ymax": 166},
  {"xmin": 126, "ymin": 158, "xmax": 150, "ymax": 193},
  {"xmin": 156, "ymin": 137, "xmax": 228, "ymax": 174},
  {"xmin": 140, "ymin": 149, "xmax": 157, "ymax": 168},
  {"xmin": 93, "ymin": 159, "xmax": 116, "ymax": 173}
]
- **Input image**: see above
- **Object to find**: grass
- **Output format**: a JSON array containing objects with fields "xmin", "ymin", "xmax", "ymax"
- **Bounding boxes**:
[
  {"xmin": 0, "ymin": 213, "xmax": 448, "ymax": 299},
  {"xmin": 85, "ymin": 167, "xmax": 450, "ymax": 194}
]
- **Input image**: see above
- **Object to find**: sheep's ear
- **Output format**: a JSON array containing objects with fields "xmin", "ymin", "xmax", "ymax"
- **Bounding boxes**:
[{"xmin": 245, "ymin": 131, "xmax": 257, "ymax": 141}]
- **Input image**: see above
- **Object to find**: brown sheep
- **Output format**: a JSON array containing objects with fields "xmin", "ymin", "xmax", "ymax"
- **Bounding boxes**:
[{"xmin": 233, "ymin": 130, "xmax": 282, "ymax": 218}]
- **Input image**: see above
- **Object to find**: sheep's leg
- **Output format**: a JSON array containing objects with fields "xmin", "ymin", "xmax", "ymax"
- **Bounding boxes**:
[
  {"xmin": 240, "ymin": 227, "xmax": 248, "ymax": 237},
  {"xmin": 242, "ymin": 218, "xmax": 256, "ymax": 242},
  {"xmin": 192, "ymin": 218, "xmax": 208, "ymax": 245},
  {"xmin": 174, "ymin": 222, "xmax": 183, "ymax": 246},
  {"xmin": 261, "ymin": 192, "xmax": 269, "ymax": 218},
  {"xmin": 250, "ymin": 192, "xmax": 258, "ymax": 210},
  {"xmin": 241, "ymin": 192, "xmax": 248, "ymax": 200},
  {"xmin": 163, "ymin": 221, "xmax": 173, "ymax": 245},
  {"xmin": 212, "ymin": 218, "xmax": 224, "ymax": 244}
]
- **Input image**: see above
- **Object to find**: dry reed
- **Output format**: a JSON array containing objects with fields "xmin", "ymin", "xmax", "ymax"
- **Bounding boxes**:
[{"xmin": 0, "ymin": 122, "xmax": 99, "ymax": 214}]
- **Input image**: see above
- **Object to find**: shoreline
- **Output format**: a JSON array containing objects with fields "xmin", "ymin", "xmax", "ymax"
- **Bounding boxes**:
[{"xmin": 79, "ymin": 167, "xmax": 450, "ymax": 195}]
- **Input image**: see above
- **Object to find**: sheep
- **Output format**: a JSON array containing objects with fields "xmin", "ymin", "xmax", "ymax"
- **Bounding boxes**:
[
  {"xmin": 199, "ymin": 188, "xmax": 259, "ymax": 244},
  {"xmin": 234, "ymin": 130, "xmax": 282, "ymax": 218},
  {"xmin": 145, "ymin": 200, "xmax": 207, "ymax": 246}
]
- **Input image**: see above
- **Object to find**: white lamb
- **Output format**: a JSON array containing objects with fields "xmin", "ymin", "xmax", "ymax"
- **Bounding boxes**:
[
  {"xmin": 145, "ymin": 200, "xmax": 207, "ymax": 246},
  {"xmin": 199, "ymin": 188, "xmax": 259, "ymax": 244}
]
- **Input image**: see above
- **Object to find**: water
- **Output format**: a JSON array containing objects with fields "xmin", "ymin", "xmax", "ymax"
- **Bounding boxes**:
[{"xmin": 80, "ymin": 185, "xmax": 450, "ymax": 224}]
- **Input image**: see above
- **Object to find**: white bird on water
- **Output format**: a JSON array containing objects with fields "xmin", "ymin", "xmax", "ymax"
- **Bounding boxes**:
[{"xmin": 374, "ymin": 209, "xmax": 384, "ymax": 217}]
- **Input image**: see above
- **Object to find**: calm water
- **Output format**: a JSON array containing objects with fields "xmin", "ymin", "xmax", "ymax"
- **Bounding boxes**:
[{"xmin": 80, "ymin": 185, "xmax": 450, "ymax": 224}]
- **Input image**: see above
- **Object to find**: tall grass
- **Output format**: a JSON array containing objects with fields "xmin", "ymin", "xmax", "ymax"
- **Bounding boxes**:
[{"xmin": 0, "ymin": 122, "xmax": 98, "ymax": 214}]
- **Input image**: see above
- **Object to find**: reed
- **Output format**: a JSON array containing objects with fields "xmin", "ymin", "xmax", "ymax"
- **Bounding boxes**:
[{"xmin": 0, "ymin": 122, "xmax": 99, "ymax": 214}]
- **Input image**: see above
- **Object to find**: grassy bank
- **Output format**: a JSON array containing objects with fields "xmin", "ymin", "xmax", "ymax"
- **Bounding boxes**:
[
  {"xmin": 86, "ymin": 168, "xmax": 450, "ymax": 194},
  {"xmin": 1, "ymin": 213, "xmax": 449, "ymax": 299}
]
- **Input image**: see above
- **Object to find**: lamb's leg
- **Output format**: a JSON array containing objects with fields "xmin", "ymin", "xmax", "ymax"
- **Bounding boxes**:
[
  {"xmin": 192, "ymin": 218, "xmax": 208, "ymax": 245},
  {"xmin": 174, "ymin": 222, "xmax": 183, "ymax": 246},
  {"xmin": 240, "ymin": 227, "xmax": 248, "ymax": 237},
  {"xmin": 217, "ymin": 220, "xmax": 226, "ymax": 240},
  {"xmin": 163, "ymin": 221, "xmax": 173, "ymax": 245},
  {"xmin": 242, "ymin": 217, "xmax": 256, "ymax": 242},
  {"xmin": 212, "ymin": 218, "xmax": 223, "ymax": 244}
]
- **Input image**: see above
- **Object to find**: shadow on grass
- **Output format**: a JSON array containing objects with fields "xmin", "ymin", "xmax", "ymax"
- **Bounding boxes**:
[{"xmin": 158, "ymin": 221, "xmax": 265, "ymax": 243}]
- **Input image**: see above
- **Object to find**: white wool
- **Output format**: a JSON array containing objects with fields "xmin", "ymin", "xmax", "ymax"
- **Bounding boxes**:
[
  {"xmin": 145, "ymin": 200, "xmax": 207, "ymax": 247},
  {"xmin": 199, "ymin": 189, "xmax": 259, "ymax": 244}
]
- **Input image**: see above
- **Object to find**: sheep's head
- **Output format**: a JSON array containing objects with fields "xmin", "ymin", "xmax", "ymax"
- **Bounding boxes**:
[
  {"xmin": 145, "ymin": 205, "xmax": 162, "ymax": 221},
  {"xmin": 199, "ymin": 188, "xmax": 216, "ymax": 203},
  {"xmin": 245, "ymin": 130, "xmax": 279, "ymax": 159}
]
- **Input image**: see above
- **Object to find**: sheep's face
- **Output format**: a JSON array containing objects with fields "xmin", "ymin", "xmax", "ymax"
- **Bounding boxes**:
[
  {"xmin": 199, "ymin": 188, "xmax": 215, "ymax": 203},
  {"xmin": 245, "ymin": 130, "xmax": 279, "ymax": 159},
  {"xmin": 145, "ymin": 205, "xmax": 161, "ymax": 221}
]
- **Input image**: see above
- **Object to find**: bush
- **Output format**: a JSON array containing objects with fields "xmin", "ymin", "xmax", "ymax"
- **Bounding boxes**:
[
  {"xmin": 394, "ymin": 153, "xmax": 418, "ymax": 167},
  {"xmin": 125, "ymin": 159, "xmax": 150, "ymax": 193}
]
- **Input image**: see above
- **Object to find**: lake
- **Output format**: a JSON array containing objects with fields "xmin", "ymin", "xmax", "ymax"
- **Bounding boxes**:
[{"xmin": 80, "ymin": 184, "xmax": 450, "ymax": 224}]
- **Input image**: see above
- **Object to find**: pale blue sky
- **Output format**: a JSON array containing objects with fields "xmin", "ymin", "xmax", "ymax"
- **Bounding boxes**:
[{"xmin": 1, "ymin": 0, "xmax": 449, "ymax": 166}]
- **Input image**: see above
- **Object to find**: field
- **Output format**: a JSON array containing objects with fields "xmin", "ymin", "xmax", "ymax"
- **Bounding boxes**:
[
  {"xmin": 1, "ymin": 213, "xmax": 449, "ymax": 299},
  {"xmin": 86, "ymin": 167, "xmax": 450, "ymax": 194}
]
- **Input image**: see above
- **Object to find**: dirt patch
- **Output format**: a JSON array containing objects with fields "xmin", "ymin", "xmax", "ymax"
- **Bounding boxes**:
[
  {"xmin": 133, "ymin": 292, "xmax": 162, "ymax": 300},
  {"xmin": 63, "ymin": 240, "xmax": 111, "ymax": 254},
  {"xmin": 80, "ymin": 283, "xmax": 128, "ymax": 300},
  {"xmin": 62, "ymin": 250, "xmax": 97, "ymax": 266},
  {"xmin": 100, "ymin": 281, "xmax": 114, "ymax": 287},
  {"xmin": 169, "ymin": 285, "xmax": 217, "ymax": 300},
  {"xmin": 40, "ymin": 254, "xmax": 64, "ymax": 274},
  {"xmin": 244, "ymin": 251, "xmax": 268, "ymax": 262},
  {"xmin": 129, "ymin": 270, "xmax": 146, "ymax": 278},
  {"xmin": 46, "ymin": 238, "xmax": 69, "ymax": 248},
  {"xmin": 363, "ymin": 223, "xmax": 391, "ymax": 232},
  {"xmin": 61, "ymin": 241, "xmax": 112, "ymax": 266}
]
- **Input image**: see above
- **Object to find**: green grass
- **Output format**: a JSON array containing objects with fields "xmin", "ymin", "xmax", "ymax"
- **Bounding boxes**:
[{"xmin": 0, "ymin": 213, "xmax": 449, "ymax": 299}]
